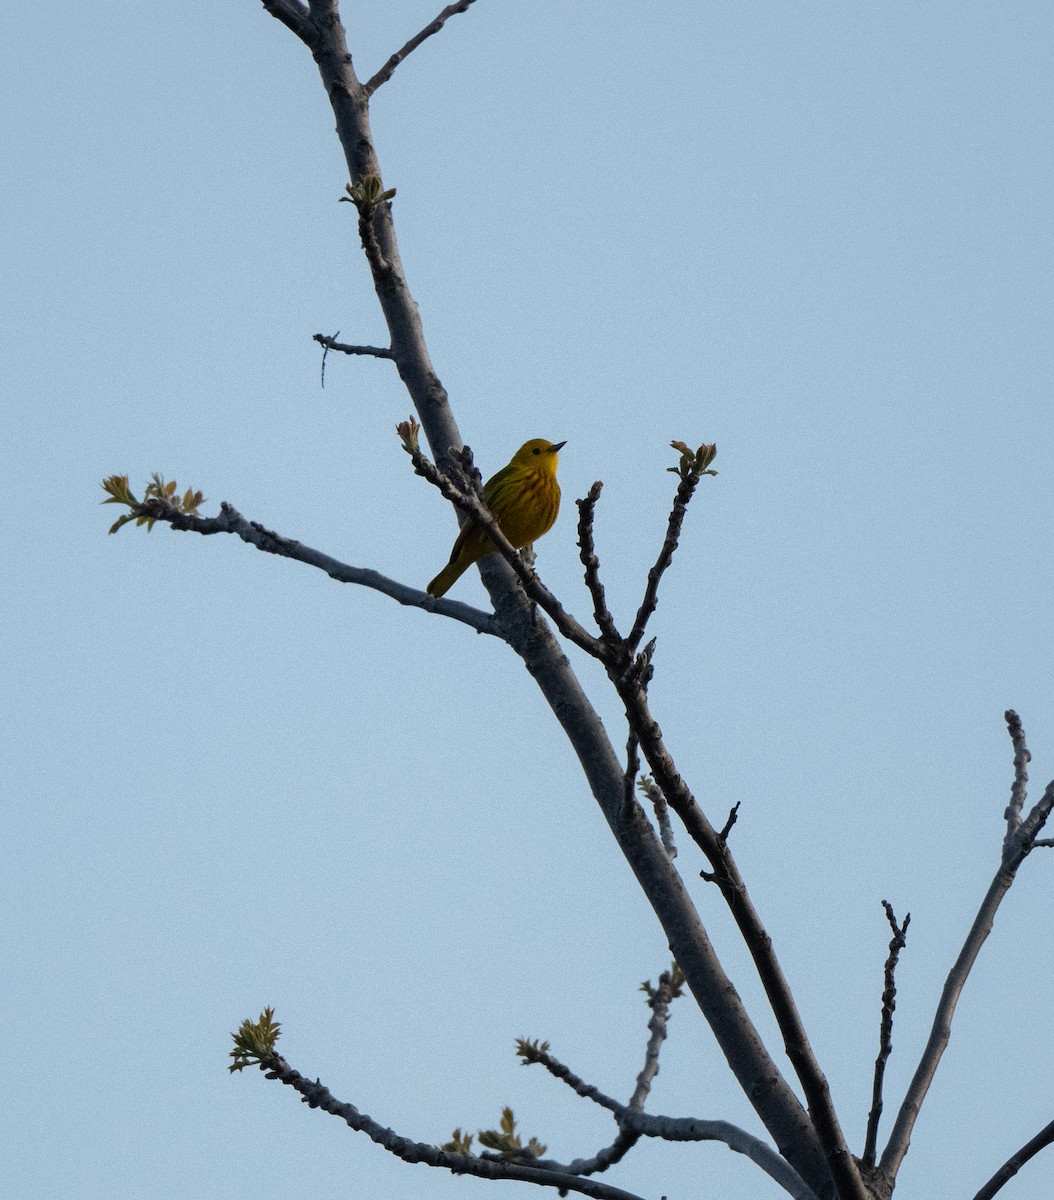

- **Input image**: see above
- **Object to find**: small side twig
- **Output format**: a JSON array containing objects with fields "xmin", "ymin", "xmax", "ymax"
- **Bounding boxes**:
[
  {"xmin": 625, "ymin": 442, "xmax": 716, "ymax": 655},
  {"xmin": 632, "ymin": 964, "xmax": 684, "ymax": 1111},
  {"xmin": 517, "ymin": 966, "xmax": 684, "ymax": 1180},
  {"xmin": 516, "ymin": 1040, "xmax": 623, "ymax": 1116},
  {"xmin": 718, "ymin": 802, "xmax": 740, "ymax": 843},
  {"xmin": 1003, "ymin": 708, "xmax": 1030, "ymax": 845},
  {"xmin": 315, "ymin": 331, "xmax": 395, "ymax": 388},
  {"xmin": 576, "ymin": 483, "xmax": 622, "ymax": 647},
  {"xmin": 637, "ymin": 777, "xmax": 677, "ymax": 859},
  {"xmin": 364, "ymin": 0, "xmax": 479, "ymax": 96},
  {"xmin": 971, "ymin": 1117, "xmax": 1054, "ymax": 1200},
  {"xmin": 862, "ymin": 902, "xmax": 910, "ymax": 1167}
]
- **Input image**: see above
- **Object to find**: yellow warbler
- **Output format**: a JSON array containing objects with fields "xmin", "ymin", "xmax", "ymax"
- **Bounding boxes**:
[{"xmin": 426, "ymin": 438, "xmax": 565, "ymax": 598}]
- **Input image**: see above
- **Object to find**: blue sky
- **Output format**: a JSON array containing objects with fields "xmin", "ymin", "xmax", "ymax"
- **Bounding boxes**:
[{"xmin": 4, "ymin": 3, "xmax": 1054, "ymax": 1198}]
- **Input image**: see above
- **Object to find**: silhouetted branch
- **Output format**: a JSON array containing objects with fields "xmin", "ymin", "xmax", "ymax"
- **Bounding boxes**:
[
  {"xmin": 718, "ymin": 802, "xmax": 740, "ymax": 843},
  {"xmin": 1003, "ymin": 708, "xmax": 1030, "ymax": 846},
  {"xmin": 364, "ymin": 1, "xmax": 479, "ymax": 96},
  {"xmin": 632, "ymin": 965, "xmax": 683, "ymax": 1110},
  {"xmin": 260, "ymin": 0, "xmax": 312, "ymax": 40},
  {"xmin": 518, "ymin": 1042, "xmax": 622, "ymax": 1115},
  {"xmin": 880, "ymin": 715, "xmax": 1054, "ymax": 1180},
  {"xmin": 624, "ymin": 443, "xmax": 715, "ymax": 655},
  {"xmin": 576, "ymin": 483, "xmax": 622, "ymax": 646},
  {"xmin": 520, "ymin": 971, "xmax": 811, "ymax": 1198},
  {"xmin": 971, "ymin": 1117, "xmax": 1054, "ymax": 1200},
  {"xmin": 314, "ymin": 333, "xmax": 395, "ymax": 359},
  {"xmin": 139, "ymin": 499, "xmax": 497, "ymax": 636},
  {"xmin": 862, "ymin": 902, "xmax": 910, "ymax": 1167},
  {"xmin": 259, "ymin": 1053, "xmax": 647, "ymax": 1200}
]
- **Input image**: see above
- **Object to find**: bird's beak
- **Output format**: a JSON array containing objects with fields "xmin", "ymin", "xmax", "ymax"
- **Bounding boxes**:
[{"xmin": 550, "ymin": 441, "xmax": 567, "ymax": 453}]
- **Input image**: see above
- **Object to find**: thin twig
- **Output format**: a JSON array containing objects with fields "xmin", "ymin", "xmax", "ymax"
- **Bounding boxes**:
[
  {"xmin": 625, "ymin": 471, "xmax": 700, "ymax": 655},
  {"xmin": 879, "ymin": 716, "xmax": 1054, "ymax": 1180},
  {"xmin": 139, "ymin": 500, "xmax": 498, "ymax": 637},
  {"xmin": 315, "ymin": 332, "xmax": 395, "ymax": 389},
  {"xmin": 1003, "ymin": 708, "xmax": 1030, "ymax": 846},
  {"xmin": 971, "ymin": 1116, "xmax": 1054, "ymax": 1200},
  {"xmin": 521, "ymin": 1047, "xmax": 623, "ymax": 1115},
  {"xmin": 364, "ymin": 0, "xmax": 479, "ymax": 96},
  {"xmin": 533, "ymin": 970, "xmax": 683, "ymax": 1180},
  {"xmin": 525, "ymin": 1021, "xmax": 809, "ymax": 1198},
  {"xmin": 631, "ymin": 966, "xmax": 683, "ymax": 1111},
  {"xmin": 718, "ymin": 802, "xmax": 740, "ymax": 843},
  {"xmin": 259, "ymin": 1054, "xmax": 646, "ymax": 1200},
  {"xmin": 520, "ymin": 974, "xmax": 812, "ymax": 1199},
  {"xmin": 638, "ymin": 777, "xmax": 677, "ymax": 858},
  {"xmin": 543, "ymin": 1131, "xmax": 640, "ymax": 1179},
  {"xmin": 576, "ymin": 483, "xmax": 622, "ymax": 647},
  {"xmin": 862, "ymin": 902, "xmax": 910, "ymax": 1167},
  {"xmin": 314, "ymin": 333, "xmax": 395, "ymax": 359}
]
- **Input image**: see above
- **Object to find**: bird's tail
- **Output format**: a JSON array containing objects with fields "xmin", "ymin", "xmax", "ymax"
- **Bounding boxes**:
[{"xmin": 426, "ymin": 560, "xmax": 468, "ymax": 598}]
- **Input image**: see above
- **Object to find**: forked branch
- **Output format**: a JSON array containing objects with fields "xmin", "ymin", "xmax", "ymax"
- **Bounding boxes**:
[
  {"xmin": 518, "ymin": 969, "xmax": 812, "ymax": 1199},
  {"xmin": 260, "ymin": 1053, "xmax": 647, "ymax": 1200},
  {"xmin": 862, "ymin": 902, "xmax": 910, "ymax": 1167},
  {"xmin": 880, "ymin": 712, "xmax": 1054, "ymax": 1180}
]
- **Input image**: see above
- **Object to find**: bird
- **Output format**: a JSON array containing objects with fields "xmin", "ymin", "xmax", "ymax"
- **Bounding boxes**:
[{"xmin": 426, "ymin": 438, "xmax": 565, "ymax": 598}]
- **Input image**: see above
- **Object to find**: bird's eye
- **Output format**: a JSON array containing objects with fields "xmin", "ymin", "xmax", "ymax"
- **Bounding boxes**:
[{"xmin": 532, "ymin": 447, "xmax": 540, "ymax": 455}]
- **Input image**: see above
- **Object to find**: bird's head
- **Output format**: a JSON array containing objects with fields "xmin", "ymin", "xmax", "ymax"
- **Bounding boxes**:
[{"xmin": 513, "ymin": 438, "xmax": 566, "ymax": 471}]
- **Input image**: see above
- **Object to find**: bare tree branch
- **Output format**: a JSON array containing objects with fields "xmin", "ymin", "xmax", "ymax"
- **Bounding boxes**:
[
  {"xmin": 971, "ymin": 1116, "xmax": 1054, "ymax": 1200},
  {"xmin": 879, "ymin": 715, "xmax": 1054, "ymax": 1180},
  {"xmin": 258, "ymin": 1054, "xmax": 648, "ymax": 1200},
  {"xmin": 638, "ymin": 777, "xmax": 677, "ymax": 858},
  {"xmin": 862, "ymin": 902, "xmax": 910, "ymax": 1167},
  {"xmin": 364, "ymin": 1, "xmax": 479, "ymax": 96},
  {"xmin": 260, "ymin": 0, "xmax": 312, "ymax": 41},
  {"xmin": 1003, "ymin": 707, "xmax": 1030, "ymax": 844},
  {"xmin": 253, "ymin": 12, "xmax": 838, "ymax": 1196},
  {"xmin": 631, "ymin": 966, "xmax": 683, "ymax": 1111},
  {"xmin": 624, "ymin": 455, "xmax": 711, "ymax": 655},
  {"xmin": 520, "ymin": 972, "xmax": 814, "ymax": 1199},
  {"xmin": 618, "ymin": 1113, "xmax": 816, "ymax": 1199},
  {"xmin": 314, "ymin": 333, "xmax": 395, "ymax": 359},
  {"xmin": 139, "ymin": 499, "xmax": 498, "ymax": 636},
  {"xmin": 522, "ymin": 1047, "xmax": 623, "ymax": 1116},
  {"xmin": 717, "ymin": 802, "xmax": 740, "ymax": 843},
  {"xmin": 576, "ymin": 483, "xmax": 622, "ymax": 645},
  {"xmin": 616, "ymin": 673, "xmax": 867, "ymax": 1200}
]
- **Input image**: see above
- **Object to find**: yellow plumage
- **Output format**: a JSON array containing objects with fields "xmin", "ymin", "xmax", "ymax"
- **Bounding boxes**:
[{"xmin": 427, "ymin": 438, "xmax": 565, "ymax": 598}]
